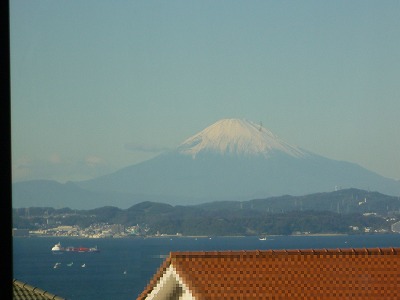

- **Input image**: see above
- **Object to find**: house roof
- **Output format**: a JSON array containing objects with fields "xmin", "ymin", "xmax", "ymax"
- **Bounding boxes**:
[
  {"xmin": 137, "ymin": 247, "xmax": 400, "ymax": 299},
  {"xmin": 13, "ymin": 279, "xmax": 66, "ymax": 300}
]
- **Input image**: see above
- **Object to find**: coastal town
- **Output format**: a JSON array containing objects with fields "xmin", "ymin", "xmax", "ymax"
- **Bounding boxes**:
[
  {"xmin": 13, "ymin": 219, "xmax": 398, "ymax": 239},
  {"xmin": 12, "ymin": 188, "xmax": 400, "ymax": 238},
  {"xmin": 12, "ymin": 223, "xmax": 161, "ymax": 238}
]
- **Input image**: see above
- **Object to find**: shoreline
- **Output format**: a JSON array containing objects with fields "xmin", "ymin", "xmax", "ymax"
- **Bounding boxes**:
[{"xmin": 20, "ymin": 232, "xmax": 400, "ymax": 239}]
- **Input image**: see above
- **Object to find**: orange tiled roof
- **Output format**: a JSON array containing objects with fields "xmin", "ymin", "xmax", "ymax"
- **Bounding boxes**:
[{"xmin": 137, "ymin": 247, "xmax": 400, "ymax": 299}]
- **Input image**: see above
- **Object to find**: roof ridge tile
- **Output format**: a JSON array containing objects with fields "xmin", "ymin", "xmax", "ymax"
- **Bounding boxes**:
[{"xmin": 170, "ymin": 247, "xmax": 400, "ymax": 257}]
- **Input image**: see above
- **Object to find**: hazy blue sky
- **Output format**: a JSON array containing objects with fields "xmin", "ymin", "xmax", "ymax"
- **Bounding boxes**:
[{"xmin": 11, "ymin": 1, "xmax": 400, "ymax": 183}]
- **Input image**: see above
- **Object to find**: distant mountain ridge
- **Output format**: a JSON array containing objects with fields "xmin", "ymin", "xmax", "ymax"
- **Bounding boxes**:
[
  {"xmin": 12, "ymin": 179, "xmax": 135, "ymax": 209},
  {"xmin": 12, "ymin": 119, "xmax": 400, "ymax": 209},
  {"xmin": 13, "ymin": 189, "xmax": 400, "ymax": 236}
]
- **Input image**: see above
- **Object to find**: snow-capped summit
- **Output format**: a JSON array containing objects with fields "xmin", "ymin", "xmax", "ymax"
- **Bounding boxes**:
[
  {"xmin": 177, "ymin": 119, "xmax": 305, "ymax": 158},
  {"xmin": 15, "ymin": 118, "xmax": 400, "ymax": 208}
]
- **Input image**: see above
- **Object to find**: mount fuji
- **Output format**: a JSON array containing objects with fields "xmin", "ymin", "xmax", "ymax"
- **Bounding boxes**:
[
  {"xmin": 177, "ymin": 119, "xmax": 306, "ymax": 158},
  {"xmin": 76, "ymin": 119, "xmax": 399, "ymax": 204},
  {"xmin": 13, "ymin": 119, "xmax": 400, "ymax": 209}
]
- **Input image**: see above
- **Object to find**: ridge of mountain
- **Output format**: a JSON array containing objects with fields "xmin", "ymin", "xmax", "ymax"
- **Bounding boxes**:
[
  {"xmin": 12, "ymin": 119, "xmax": 400, "ymax": 209},
  {"xmin": 12, "ymin": 179, "xmax": 135, "ymax": 209},
  {"xmin": 13, "ymin": 189, "xmax": 400, "ymax": 236},
  {"xmin": 14, "ymin": 188, "xmax": 399, "ymax": 214},
  {"xmin": 177, "ymin": 119, "xmax": 305, "ymax": 158}
]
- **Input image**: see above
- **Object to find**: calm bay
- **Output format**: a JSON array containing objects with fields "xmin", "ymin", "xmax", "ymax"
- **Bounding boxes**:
[{"xmin": 13, "ymin": 234, "xmax": 400, "ymax": 299}]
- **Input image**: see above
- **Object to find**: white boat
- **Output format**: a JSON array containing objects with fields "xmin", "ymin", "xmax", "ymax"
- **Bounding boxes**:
[
  {"xmin": 259, "ymin": 237, "xmax": 267, "ymax": 241},
  {"xmin": 51, "ymin": 242, "xmax": 64, "ymax": 253},
  {"xmin": 53, "ymin": 262, "xmax": 61, "ymax": 268},
  {"xmin": 81, "ymin": 263, "xmax": 86, "ymax": 268},
  {"xmin": 67, "ymin": 262, "xmax": 73, "ymax": 267}
]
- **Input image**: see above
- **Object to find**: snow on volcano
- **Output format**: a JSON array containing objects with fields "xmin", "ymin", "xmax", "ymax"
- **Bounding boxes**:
[
  {"xmin": 177, "ymin": 119, "xmax": 305, "ymax": 158},
  {"xmin": 15, "ymin": 118, "xmax": 400, "ymax": 208}
]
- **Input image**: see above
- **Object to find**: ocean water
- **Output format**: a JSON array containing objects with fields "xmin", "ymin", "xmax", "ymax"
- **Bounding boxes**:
[{"xmin": 13, "ymin": 234, "xmax": 400, "ymax": 300}]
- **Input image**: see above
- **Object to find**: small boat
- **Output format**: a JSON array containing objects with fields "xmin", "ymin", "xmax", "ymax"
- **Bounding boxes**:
[
  {"xmin": 53, "ymin": 262, "xmax": 61, "ymax": 268},
  {"xmin": 123, "ymin": 270, "xmax": 127, "ymax": 275},
  {"xmin": 67, "ymin": 262, "xmax": 73, "ymax": 267},
  {"xmin": 259, "ymin": 237, "xmax": 267, "ymax": 241},
  {"xmin": 81, "ymin": 263, "xmax": 86, "ymax": 268},
  {"xmin": 51, "ymin": 242, "xmax": 64, "ymax": 253}
]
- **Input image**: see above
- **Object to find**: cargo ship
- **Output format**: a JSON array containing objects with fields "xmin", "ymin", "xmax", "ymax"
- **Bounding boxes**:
[{"xmin": 51, "ymin": 242, "xmax": 100, "ymax": 253}]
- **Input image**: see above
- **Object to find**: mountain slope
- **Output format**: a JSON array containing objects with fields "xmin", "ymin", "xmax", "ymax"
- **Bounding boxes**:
[
  {"xmin": 12, "ymin": 180, "xmax": 138, "ymax": 209},
  {"xmin": 13, "ymin": 119, "xmax": 400, "ymax": 208},
  {"xmin": 76, "ymin": 118, "xmax": 400, "ymax": 205},
  {"xmin": 77, "ymin": 150, "xmax": 400, "ymax": 203},
  {"xmin": 177, "ymin": 119, "xmax": 305, "ymax": 158},
  {"xmin": 13, "ymin": 189, "xmax": 399, "ymax": 236}
]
